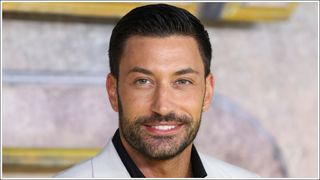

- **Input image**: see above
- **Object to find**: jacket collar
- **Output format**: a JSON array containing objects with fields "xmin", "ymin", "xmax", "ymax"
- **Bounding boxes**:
[{"xmin": 91, "ymin": 137, "xmax": 130, "ymax": 178}]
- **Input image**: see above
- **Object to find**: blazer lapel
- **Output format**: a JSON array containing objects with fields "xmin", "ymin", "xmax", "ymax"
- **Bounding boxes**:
[{"xmin": 91, "ymin": 139, "xmax": 131, "ymax": 178}]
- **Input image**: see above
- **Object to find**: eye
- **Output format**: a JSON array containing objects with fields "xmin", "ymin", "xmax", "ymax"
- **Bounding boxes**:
[
  {"xmin": 175, "ymin": 79, "xmax": 192, "ymax": 85},
  {"xmin": 135, "ymin": 78, "xmax": 151, "ymax": 85}
]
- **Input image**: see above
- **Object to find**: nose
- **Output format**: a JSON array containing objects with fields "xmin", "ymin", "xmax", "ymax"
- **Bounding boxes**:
[{"xmin": 151, "ymin": 83, "xmax": 175, "ymax": 116}]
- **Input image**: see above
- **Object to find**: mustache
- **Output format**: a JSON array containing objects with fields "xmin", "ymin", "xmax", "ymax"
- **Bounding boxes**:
[{"xmin": 135, "ymin": 112, "xmax": 192, "ymax": 124}]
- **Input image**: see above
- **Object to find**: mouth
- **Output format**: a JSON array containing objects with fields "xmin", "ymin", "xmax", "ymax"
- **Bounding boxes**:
[{"xmin": 143, "ymin": 122, "xmax": 184, "ymax": 136}]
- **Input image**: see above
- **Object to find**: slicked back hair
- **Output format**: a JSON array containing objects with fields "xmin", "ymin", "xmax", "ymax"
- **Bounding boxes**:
[{"xmin": 109, "ymin": 4, "xmax": 212, "ymax": 79}]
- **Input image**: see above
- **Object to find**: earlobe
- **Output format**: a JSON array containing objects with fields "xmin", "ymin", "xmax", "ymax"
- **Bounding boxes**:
[
  {"xmin": 202, "ymin": 74, "xmax": 215, "ymax": 112},
  {"xmin": 106, "ymin": 73, "xmax": 119, "ymax": 112}
]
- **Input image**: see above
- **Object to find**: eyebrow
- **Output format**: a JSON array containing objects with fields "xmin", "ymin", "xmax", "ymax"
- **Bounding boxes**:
[
  {"xmin": 128, "ymin": 67, "xmax": 154, "ymax": 75},
  {"xmin": 174, "ymin": 68, "xmax": 199, "ymax": 76},
  {"xmin": 128, "ymin": 66, "xmax": 199, "ymax": 76}
]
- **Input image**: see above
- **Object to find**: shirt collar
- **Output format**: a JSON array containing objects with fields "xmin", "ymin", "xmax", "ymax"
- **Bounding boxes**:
[{"xmin": 112, "ymin": 129, "xmax": 207, "ymax": 178}]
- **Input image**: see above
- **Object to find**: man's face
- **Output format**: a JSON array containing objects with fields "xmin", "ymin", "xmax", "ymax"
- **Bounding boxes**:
[{"xmin": 107, "ymin": 35, "xmax": 214, "ymax": 160}]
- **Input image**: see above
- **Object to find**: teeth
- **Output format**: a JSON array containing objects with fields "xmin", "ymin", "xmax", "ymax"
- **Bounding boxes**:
[{"xmin": 152, "ymin": 125, "xmax": 176, "ymax": 130}]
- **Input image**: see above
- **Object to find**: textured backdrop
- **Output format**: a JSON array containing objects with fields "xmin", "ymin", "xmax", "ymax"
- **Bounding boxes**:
[{"xmin": 2, "ymin": 2, "xmax": 318, "ymax": 178}]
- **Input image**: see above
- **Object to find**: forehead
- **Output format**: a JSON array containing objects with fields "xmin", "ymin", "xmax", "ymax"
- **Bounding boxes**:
[{"xmin": 119, "ymin": 35, "xmax": 204, "ymax": 75}]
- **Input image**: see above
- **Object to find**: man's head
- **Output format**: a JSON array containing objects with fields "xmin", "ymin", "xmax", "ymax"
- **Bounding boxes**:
[
  {"xmin": 107, "ymin": 4, "xmax": 214, "ymax": 160},
  {"xmin": 109, "ymin": 3, "xmax": 212, "ymax": 79}
]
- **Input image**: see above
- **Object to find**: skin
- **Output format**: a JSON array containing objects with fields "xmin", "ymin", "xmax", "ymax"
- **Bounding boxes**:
[{"xmin": 106, "ymin": 35, "xmax": 215, "ymax": 177}]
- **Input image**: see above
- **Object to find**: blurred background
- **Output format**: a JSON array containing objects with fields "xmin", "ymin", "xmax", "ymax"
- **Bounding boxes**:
[{"xmin": 1, "ymin": 2, "xmax": 318, "ymax": 178}]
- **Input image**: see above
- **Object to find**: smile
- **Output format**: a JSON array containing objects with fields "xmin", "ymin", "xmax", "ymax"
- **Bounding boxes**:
[
  {"xmin": 143, "ymin": 123, "xmax": 183, "ymax": 136},
  {"xmin": 152, "ymin": 125, "xmax": 176, "ymax": 131}
]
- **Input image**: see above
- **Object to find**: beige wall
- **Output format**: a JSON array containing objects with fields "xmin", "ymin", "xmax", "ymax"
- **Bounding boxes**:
[{"xmin": 211, "ymin": 3, "xmax": 318, "ymax": 177}]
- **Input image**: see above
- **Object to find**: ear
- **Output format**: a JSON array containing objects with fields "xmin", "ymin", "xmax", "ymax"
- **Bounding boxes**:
[
  {"xmin": 202, "ymin": 73, "xmax": 215, "ymax": 112},
  {"xmin": 106, "ymin": 73, "xmax": 119, "ymax": 112}
]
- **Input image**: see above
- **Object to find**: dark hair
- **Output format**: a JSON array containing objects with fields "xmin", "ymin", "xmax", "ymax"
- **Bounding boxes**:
[{"xmin": 108, "ymin": 4, "xmax": 212, "ymax": 79}]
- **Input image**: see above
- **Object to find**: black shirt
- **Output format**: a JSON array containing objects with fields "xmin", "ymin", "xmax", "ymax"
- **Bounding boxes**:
[{"xmin": 112, "ymin": 129, "xmax": 207, "ymax": 178}]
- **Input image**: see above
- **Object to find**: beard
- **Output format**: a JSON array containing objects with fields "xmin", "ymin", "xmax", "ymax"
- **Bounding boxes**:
[{"xmin": 118, "ymin": 98, "xmax": 203, "ymax": 160}]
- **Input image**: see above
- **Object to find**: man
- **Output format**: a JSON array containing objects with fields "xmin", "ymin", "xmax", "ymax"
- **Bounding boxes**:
[{"xmin": 55, "ymin": 4, "xmax": 259, "ymax": 178}]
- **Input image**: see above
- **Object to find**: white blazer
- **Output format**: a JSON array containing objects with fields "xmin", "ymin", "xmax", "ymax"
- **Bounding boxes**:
[{"xmin": 54, "ymin": 140, "xmax": 259, "ymax": 178}]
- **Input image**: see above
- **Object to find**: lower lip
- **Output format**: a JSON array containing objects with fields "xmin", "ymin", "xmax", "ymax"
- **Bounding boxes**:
[{"xmin": 144, "ymin": 124, "xmax": 183, "ymax": 136}]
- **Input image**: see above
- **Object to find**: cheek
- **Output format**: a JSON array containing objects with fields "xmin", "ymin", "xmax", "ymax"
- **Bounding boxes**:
[
  {"xmin": 171, "ymin": 87, "xmax": 205, "ymax": 119},
  {"xmin": 119, "ymin": 87, "xmax": 153, "ymax": 117},
  {"xmin": 180, "ymin": 93, "xmax": 204, "ymax": 117},
  {"xmin": 181, "ymin": 86, "xmax": 205, "ymax": 115}
]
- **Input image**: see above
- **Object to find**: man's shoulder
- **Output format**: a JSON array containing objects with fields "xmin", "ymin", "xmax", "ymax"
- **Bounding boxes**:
[
  {"xmin": 199, "ymin": 153, "xmax": 260, "ymax": 178},
  {"xmin": 53, "ymin": 140, "xmax": 130, "ymax": 178},
  {"xmin": 54, "ymin": 158, "xmax": 93, "ymax": 178}
]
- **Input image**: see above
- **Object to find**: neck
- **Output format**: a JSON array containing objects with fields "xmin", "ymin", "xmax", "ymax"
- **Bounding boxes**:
[{"xmin": 120, "ymin": 133, "xmax": 193, "ymax": 178}]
